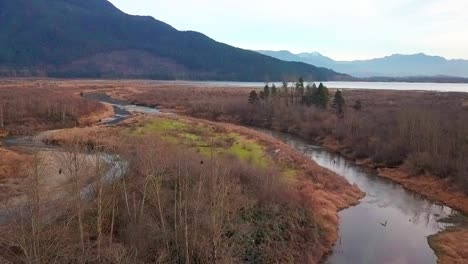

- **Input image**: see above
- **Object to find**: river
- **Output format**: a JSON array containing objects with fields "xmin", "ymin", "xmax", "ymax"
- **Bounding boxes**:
[
  {"xmin": 96, "ymin": 96, "xmax": 461, "ymax": 264},
  {"xmin": 2, "ymin": 95, "xmax": 462, "ymax": 263},
  {"xmin": 257, "ymin": 130, "xmax": 461, "ymax": 264},
  {"xmin": 92, "ymin": 95, "xmax": 462, "ymax": 264}
]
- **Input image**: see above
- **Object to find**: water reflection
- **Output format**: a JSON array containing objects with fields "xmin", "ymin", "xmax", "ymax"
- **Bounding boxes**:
[{"xmin": 261, "ymin": 130, "xmax": 459, "ymax": 264}]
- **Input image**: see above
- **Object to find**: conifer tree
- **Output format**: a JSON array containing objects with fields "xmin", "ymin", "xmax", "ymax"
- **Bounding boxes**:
[
  {"xmin": 315, "ymin": 83, "xmax": 329, "ymax": 109},
  {"xmin": 248, "ymin": 90, "xmax": 259, "ymax": 105},
  {"xmin": 332, "ymin": 89, "xmax": 346, "ymax": 115},
  {"xmin": 263, "ymin": 84, "xmax": 270, "ymax": 97},
  {"xmin": 271, "ymin": 84, "xmax": 277, "ymax": 97}
]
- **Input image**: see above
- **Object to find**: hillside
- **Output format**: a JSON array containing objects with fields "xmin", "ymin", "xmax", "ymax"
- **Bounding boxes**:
[
  {"xmin": 0, "ymin": 0, "xmax": 347, "ymax": 81},
  {"xmin": 257, "ymin": 50, "xmax": 468, "ymax": 78}
]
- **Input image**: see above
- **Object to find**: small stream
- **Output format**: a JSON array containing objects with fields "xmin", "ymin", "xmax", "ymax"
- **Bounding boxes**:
[
  {"xmin": 92, "ymin": 94, "xmax": 461, "ymax": 264},
  {"xmin": 84, "ymin": 93, "xmax": 160, "ymax": 125},
  {"xmin": 2, "ymin": 94, "xmax": 462, "ymax": 263},
  {"xmin": 260, "ymin": 130, "xmax": 461, "ymax": 264}
]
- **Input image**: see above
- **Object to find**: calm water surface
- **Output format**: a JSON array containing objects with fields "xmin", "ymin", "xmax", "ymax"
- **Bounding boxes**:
[
  {"xmin": 153, "ymin": 81, "xmax": 468, "ymax": 93},
  {"xmin": 260, "ymin": 130, "xmax": 460, "ymax": 264},
  {"xmin": 86, "ymin": 93, "xmax": 463, "ymax": 264}
]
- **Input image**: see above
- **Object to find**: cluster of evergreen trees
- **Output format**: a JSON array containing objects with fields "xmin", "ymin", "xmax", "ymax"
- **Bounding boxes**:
[{"xmin": 248, "ymin": 78, "xmax": 347, "ymax": 115}]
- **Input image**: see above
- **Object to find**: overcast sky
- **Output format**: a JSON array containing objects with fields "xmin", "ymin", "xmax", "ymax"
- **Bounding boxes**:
[{"xmin": 108, "ymin": 0, "xmax": 468, "ymax": 60}]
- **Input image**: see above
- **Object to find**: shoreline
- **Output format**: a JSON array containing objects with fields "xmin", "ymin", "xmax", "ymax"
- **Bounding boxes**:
[
  {"xmin": 320, "ymin": 137, "xmax": 468, "ymax": 215},
  {"xmin": 95, "ymin": 90, "xmax": 468, "ymax": 263},
  {"xmin": 172, "ymin": 114, "xmax": 468, "ymax": 264},
  {"xmin": 39, "ymin": 113, "xmax": 364, "ymax": 263},
  {"xmin": 318, "ymin": 137, "xmax": 468, "ymax": 264},
  {"xmin": 160, "ymin": 115, "xmax": 366, "ymax": 263}
]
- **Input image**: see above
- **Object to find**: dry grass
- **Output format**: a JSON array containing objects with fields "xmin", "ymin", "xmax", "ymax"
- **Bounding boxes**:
[
  {"xmin": 0, "ymin": 148, "xmax": 31, "ymax": 201},
  {"xmin": 78, "ymin": 103, "xmax": 114, "ymax": 126},
  {"xmin": 95, "ymin": 81, "xmax": 468, "ymax": 208},
  {"xmin": 1, "ymin": 149, "xmax": 106, "ymax": 209},
  {"xmin": 378, "ymin": 168, "xmax": 468, "ymax": 213},
  {"xmin": 2, "ymin": 79, "xmax": 465, "ymax": 263},
  {"xmin": 429, "ymin": 229, "xmax": 468, "ymax": 264},
  {"xmin": 0, "ymin": 79, "xmax": 107, "ymax": 135},
  {"xmin": 18, "ymin": 113, "xmax": 362, "ymax": 263}
]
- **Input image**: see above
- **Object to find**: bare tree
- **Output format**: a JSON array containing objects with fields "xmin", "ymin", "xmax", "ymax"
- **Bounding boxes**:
[
  {"xmin": 59, "ymin": 139, "xmax": 88, "ymax": 254},
  {"xmin": 0, "ymin": 100, "xmax": 4, "ymax": 128}
]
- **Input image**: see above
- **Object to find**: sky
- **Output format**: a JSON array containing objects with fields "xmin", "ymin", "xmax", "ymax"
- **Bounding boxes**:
[{"xmin": 108, "ymin": 0, "xmax": 468, "ymax": 61}]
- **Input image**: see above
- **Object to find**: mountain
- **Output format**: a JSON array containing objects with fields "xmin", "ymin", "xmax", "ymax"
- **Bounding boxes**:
[
  {"xmin": 0, "ymin": 0, "xmax": 348, "ymax": 81},
  {"xmin": 257, "ymin": 50, "xmax": 468, "ymax": 78}
]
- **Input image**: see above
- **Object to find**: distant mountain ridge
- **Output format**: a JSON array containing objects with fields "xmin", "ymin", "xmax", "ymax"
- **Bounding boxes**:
[
  {"xmin": 0, "ymin": 0, "xmax": 348, "ymax": 81},
  {"xmin": 257, "ymin": 50, "xmax": 468, "ymax": 78}
]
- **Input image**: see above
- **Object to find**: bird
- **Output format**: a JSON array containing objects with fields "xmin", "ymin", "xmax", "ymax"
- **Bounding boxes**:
[
  {"xmin": 59, "ymin": 168, "xmax": 62, "ymax": 175},
  {"xmin": 379, "ymin": 221, "xmax": 388, "ymax": 227}
]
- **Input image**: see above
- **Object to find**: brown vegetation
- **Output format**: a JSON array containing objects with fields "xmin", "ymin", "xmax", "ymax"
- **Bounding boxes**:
[
  {"xmin": 430, "ymin": 229, "xmax": 468, "ymax": 264},
  {"xmin": 0, "ymin": 103, "xmax": 362, "ymax": 263},
  {"xmin": 1, "ymin": 79, "xmax": 465, "ymax": 264},
  {"xmin": 378, "ymin": 168, "xmax": 468, "ymax": 213},
  {"xmin": 103, "ymin": 82, "xmax": 468, "ymax": 207},
  {"xmin": 0, "ymin": 79, "xmax": 108, "ymax": 135},
  {"xmin": 0, "ymin": 148, "xmax": 31, "ymax": 201}
]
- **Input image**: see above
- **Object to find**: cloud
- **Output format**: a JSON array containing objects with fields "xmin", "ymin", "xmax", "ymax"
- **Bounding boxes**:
[{"xmin": 108, "ymin": 0, "xmax": 468, "ymax": 60}]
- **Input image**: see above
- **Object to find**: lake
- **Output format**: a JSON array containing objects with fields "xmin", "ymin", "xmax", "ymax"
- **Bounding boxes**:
[{"xmin": 151, "ymin": 81, "xmax": 468, "ymax": 93}]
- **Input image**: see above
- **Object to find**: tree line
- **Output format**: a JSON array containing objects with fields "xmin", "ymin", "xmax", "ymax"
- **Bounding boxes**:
[{"xmin": 248, "ymin": 78, "xmax": 348, "ymax": 116}]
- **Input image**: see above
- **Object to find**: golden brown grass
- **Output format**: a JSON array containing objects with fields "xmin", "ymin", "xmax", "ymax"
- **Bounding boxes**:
[
  {"xmin": 30, "ymin": 114, "xmax": 362, "ymax": 263},
  {"xmin": 0, "ymin": 79, "xmax": 107, "ymax": 135},
  {"xmin": 378, "ymin": 168, "xmax": 468, "ymax": 213},
  {"xmin": 78, "ymin": 103, "xmax": 114, "ymax": 125},
  {"xmin": 99, "ymin": 81, "xmax": 468, "ymax": 198},
  {"xmin": 0, "ymin": 148, "xmax": 31, "ymax": 201},
  {"xmin": 2, "ymin": 79, "xmax": 465, "ymax": 263},
  {"xmin": 430, "ymin": 229, "xmax": 468, "ymax": 264}
]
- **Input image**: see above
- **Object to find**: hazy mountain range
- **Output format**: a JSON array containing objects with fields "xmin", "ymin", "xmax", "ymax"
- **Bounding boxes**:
[
  {"xmin": 257, "ymin": 50, "xmax": 468, "ymax": 78},
  {"xmin": 0, "ymin": 0, "xmax": 347, "ymax": 81}
]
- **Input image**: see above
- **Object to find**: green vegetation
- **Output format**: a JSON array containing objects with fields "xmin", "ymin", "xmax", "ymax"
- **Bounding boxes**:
[
  {"xmin": 0, "ymin": 125, "xmax": 325, "ymax": 263},
  {"xmin": 137, "ymin": 118, "xmax": 271, "ymax": 168},
  {"xmin": 142, "ymin": 119, "xmax": 187, "ymax": 132}
]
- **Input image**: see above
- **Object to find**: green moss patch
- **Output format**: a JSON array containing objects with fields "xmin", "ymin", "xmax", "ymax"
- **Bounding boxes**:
[{"xmin": 135, "ymin": 118, "xmax": 272, "ymax": 168}]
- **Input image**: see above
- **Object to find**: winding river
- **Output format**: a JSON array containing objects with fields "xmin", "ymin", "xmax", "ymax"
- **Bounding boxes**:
[
  {"xmin": 2, "ymin": 94, "xmax": 462, "ymax": 263},
  {"xmin": 93, "ymin": 95, "xmax": 462, "ymax": 264},
  {"xmin": 259, "ymin": 130, "xmax": 461, "ymax": 264}
]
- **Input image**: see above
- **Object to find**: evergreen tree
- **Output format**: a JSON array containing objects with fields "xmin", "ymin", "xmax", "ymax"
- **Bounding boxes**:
[
  {"xmin": 281, "ymin": 82, "xmax": 290, "ymax": 105},
  {"xmin": 271, "ymin": 84, "xmax": 277, "ymax": 97},
  {"xmin": 263, "ymin": 84, "xmax": 271, "ymax": 98},
  {"xmin": 295, "ymin": 77, "xmax": 305, "ymax": 104},
  {"xmin": 248, "ymin": 90, "xmax": 259, "ymax": 105},
  {"xmin": 331, "ymin": 89, "xmax": 346, "ymax": 115},
  {"xmin": 315, "ymin": 83, "xmax": 329, "ymax": 109},
  {"xmin": 298, "ymin": 77, "xmax": 304, "ymax": 87},
  {"xmin": 259, "ymin": 91, "xmax": 266, "ymax": 101}
]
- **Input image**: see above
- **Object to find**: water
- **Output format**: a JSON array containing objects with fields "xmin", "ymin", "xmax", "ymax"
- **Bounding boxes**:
[
  {"xmin": 86, "ymin": 93, "xmax": 463, "ymax": 263},
  {"xmin": 151, "ymin": 81, "xmax": 468, "ymax": 93},
  {"xmin": 260, "ymin": 130, "xmax": 460, "ymax": 264},
  {"xmin": 84, "ymin": 93, "xmax": 160, "ymax": 125}
]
